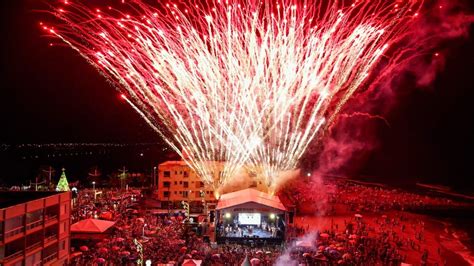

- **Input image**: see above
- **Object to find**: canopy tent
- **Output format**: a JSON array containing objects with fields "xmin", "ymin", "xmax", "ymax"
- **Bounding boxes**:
[
  {"xmin": 216, "ymin": 188, "xmax": 286, "ymax": 212},
  {"xmin": 182, "ymin": 259, "xmax": 202, "ymax": 266},
  {"xmin": 71, "ymin": 218, "xmax": 116, "ymax": 233}
]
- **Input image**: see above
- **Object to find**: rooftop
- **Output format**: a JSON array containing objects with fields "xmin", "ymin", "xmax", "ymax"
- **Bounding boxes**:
[
  {"xmin": 0, "ymin": 191, "xmax": 63, "ymax": 209},
  {"xmin": 159, "ymin": 160, "xmax": 226, "ymax": 167},
  {"xmin": 216, "ymin": 188, "xmax": 287, "ymax": 211}
]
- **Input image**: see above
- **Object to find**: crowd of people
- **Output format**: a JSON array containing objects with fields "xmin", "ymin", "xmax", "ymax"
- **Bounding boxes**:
[
  {"xmin": 68, "ymin": 178, "xmax": 469, "ymax": 265},
  {"xmin": 280, "ymin": 178, "xmax": 466, "ymax": 215}
]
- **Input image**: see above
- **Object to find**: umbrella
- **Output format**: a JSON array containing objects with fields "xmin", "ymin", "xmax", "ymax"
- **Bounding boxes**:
[
  {"xmin": 137, "ymin": 217, "xmax": 145, "ymax": 223},
  {"xmin": 256, "ymin": 250, "xmax": 263, "ymax": 255},
  {"xmin": 318, "ymin": 246, "xmax": 325, "ymax": 251},
  {"xmin": 191, "ymin": 250, "xmax": 198, "ymax": 255},
  {"xmin": 354, "ymin": 214, "xmax": 363, "ymax": 218},
  {"xmin": 116, "ymin": 237, "xmax": 125, "ymax": 242},
  {"xmin": 349, "ymin": 234, "xmax": 358, "ymax": 239},
  {"xmin": 112, "ymin": 246, "xmax": 121, "ymax": 251},
  {"xmin": 265, "ymin": 251, "xmax": 272, "ymax": 255},
  {"xmin": 70, "ymin": 251, "xmax": 83, "ymax": 258},
  {"xmin": 96, "ymin": 258, "xmax": 106, "ymax": 263},
  {"xmin": 382, "ymin": 215, "xmax": 387, "ymax": 218},
  {"xmin": 250, "ymin": 257, "xmax": 260, "ymax": 266},
  {"xmin": 212, "ymin": 254, "xmax": 220, "ymax": 259},
  {"xmin": 99, "ymin": 247, "xmax": 108, "ymax": 253},
  {"xmin": 184, "ymin": 254, "xmax": 192, "ymax": 259},
  {"xmin": 314, "ymin": 253, "xmax": 327, "ymax": 261},
  {"xmin": 296, "ymin": 241, "xmax": 313, "ymax": 248},
  {"xmin": 79, "ymin": 245, "xmax": 89, "ymax": 252},
  {"xmin": 121, "ymin": 251, "xmax": 131, "ymax": 256},
  {"xmin": 180, "ymin": 246, "xmax": 188, "ymax": 253},
  {"xmin": 342, "ymin": 253, "xmax": 352, "ymax": 260},
  {"xmin": 96, "ymin": 242, "xmax": 104, "ymax": 248},
  {"xmin": 320, "ymin": 233, "xmax": 329, "ymax": 238},
  {"xmin": 303, "ymin": 253, "xmax": 311, "ymax": 257}
]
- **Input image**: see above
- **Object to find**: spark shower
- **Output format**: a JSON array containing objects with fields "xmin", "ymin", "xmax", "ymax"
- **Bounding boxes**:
[{"xmin": 43, "ymin": 0, "xmax": 430, "ymax": 194}]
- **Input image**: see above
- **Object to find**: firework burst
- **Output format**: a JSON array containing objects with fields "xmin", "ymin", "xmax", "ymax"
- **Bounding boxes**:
[{"xmin": 43, "ymin": 0, "xmax": 428, "ymax": 192}]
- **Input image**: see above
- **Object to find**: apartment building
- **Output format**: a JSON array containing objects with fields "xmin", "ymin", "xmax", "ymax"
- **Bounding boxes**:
[
  {"xmin": 0, "ymin": 191, "xmax": 71, "ymax": 266},
  {"xmin": 155, "ymin": 161, "xmax": 218, "ymax": 207},
  {"xmin": 155, "ymin": 161, "xmax": 270, "ymax": 210}
]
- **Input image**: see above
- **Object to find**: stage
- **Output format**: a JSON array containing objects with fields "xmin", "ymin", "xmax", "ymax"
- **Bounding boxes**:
[{"xmin": 214, "ymin": 188, "xmax": 288, "ymax": 244}]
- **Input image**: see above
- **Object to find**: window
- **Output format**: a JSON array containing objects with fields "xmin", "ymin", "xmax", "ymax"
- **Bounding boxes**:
[
  {"xmin": 175, "ymin": 171, "xmax": 177, "ymax": 175},
  {"xmin": 183, "ymin": 191, "xmax": 189, "ymax": 198},
  {"xmin": 59, "ymin": 222, "xmax": 67, "ymax": 235},
  {"xmin": 60, "ymin": 203, "xmax": 68, "ymax": 215},
  {"xmin": 183, "ymin": 182, "xmax": 189, "ymax": 188},
  {"xmin": 25, "ymin": 250, "xmax": 42, "ymax": 266},
  {"xmin": 179, "ymin": 181, "xmax": 182, "ymax": 184},
  {"xmin": 200, "ymin": 182, "xmax": 205, "ymax": 188},
  {"xmin": 174, "ymin": 191, "xmax": 177, "ymax": 194},
  {"xmin": 59, "ymin": 240, "xmax": 66, "ymax": 251},
  {"xmin": 174, "ymin": 181, "xmax": 177, "ymax": 185},
  {"xmin": 163, "ymin": 191, "xmax": 170, "ymax": 197},
  {"xmin": 26, "ymin": 209, "xmax": 43, "ymax": 229},
  {"xmin": 163, "ymin": 181, "xmax": 170, "ymax": 188},
  {"xmin": 183, "ymin": 171, "xmax": 189, "ymax": 178},
  {"xmin": 163, "ymin": 171, "xmax": 170, "ymax": 177},
  {"xmin": 5, "ymin": 215, "xmax": 24, "ymax": 238}
]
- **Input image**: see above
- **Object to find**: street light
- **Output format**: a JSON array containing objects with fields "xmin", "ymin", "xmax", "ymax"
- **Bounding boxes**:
[
  {"xmin": 153, "ymin": 166, "xmax": 157, "ymax": 188},
  {"xmin": 145, "ymin": 260, "xmax": 152, "ymax": 266},
  {"xmin": 92, "ymin": 181, "xmax": 96, "ymax": 201},
  {"xmin": 142, "ymin": 223, "xmax": 147, "ymax": 237}
]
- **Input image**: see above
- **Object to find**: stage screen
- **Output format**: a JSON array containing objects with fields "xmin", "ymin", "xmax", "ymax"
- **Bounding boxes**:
[{"xmin": 238, "ymin": 213, "xmax": 261, "ymax": 225}]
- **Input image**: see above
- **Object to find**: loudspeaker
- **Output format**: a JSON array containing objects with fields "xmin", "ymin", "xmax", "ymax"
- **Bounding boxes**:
[{"xmin": 210, "ymin": 211, "xmax": 215, "ymax": 223}]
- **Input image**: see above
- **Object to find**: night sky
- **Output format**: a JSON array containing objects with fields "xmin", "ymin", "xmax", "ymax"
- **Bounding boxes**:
[{"xmin": 0, "ymin": 0, "xmax": 473, "ymax": 190}]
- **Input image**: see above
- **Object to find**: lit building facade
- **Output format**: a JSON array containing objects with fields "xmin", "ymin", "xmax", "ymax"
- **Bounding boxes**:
[
  {"xmin": 0, "ymin": 191, "xmax": 71, "ymax": 266},
  {"xmin": 155, "ymin": 161, "xmax": 270, "ymax": 210},
  {"xmin": 155, "ymin": 161, "xmax": 218, "ymax": 209}
]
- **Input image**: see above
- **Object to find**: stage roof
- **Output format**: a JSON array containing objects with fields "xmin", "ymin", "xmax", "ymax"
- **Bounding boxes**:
[
  {"xmin": 71, "ymin": 218, "xmax": 116, "ymax": 233},
  {"xmin": 216, "ymin": 188, "xmax": 286, "ymax": 211}
]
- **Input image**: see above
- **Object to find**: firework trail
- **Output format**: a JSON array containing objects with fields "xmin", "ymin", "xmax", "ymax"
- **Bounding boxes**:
[{"xmin": 43, "ymin": 0, "xmax": 429, "ymax": 192}]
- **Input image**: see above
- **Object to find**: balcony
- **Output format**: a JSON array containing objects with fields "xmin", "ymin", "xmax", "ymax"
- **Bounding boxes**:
[
  {"xmin": 26, "ymin": 241, "xmax": 43, "ymax": 252},
  {"xmin": 4, "ymin": 226, "xmax": 24, "ymax": 238},
  {"xmin": 44, "ymin": 215, "xmax": 58, "ymax": 226},
  {"xmin": 43, "ymin": 252, "xmax": 57, "ymax": 263},
  {"xmin": 3, "ymin": 249, "xmax": 24, "ymax": 261},
  {"xmin": 26, "ymin": 220, "xmax": 44, "ymax": 231},
  {"xmin": 44, "ymin": 234, "xmax": 58, "ymax": 244}
]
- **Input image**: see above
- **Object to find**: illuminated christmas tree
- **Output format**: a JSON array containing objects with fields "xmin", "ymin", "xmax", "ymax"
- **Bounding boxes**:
[{"xmin": 56, "ymin": 168, "xmax": 70, "ymax": 191}]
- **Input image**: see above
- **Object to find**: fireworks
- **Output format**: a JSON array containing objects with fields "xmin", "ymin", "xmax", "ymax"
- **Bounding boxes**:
[{"xmin": 43, "ymin": 0, "xmax": 426, "ymax": 192}]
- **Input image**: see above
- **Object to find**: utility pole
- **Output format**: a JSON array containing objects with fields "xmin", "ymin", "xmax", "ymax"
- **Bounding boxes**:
[
  {"xmin": 118, "ymin": 166, "xmax": 128, "ymax": 190},
  {"xmin": 88, "ymin": 167, "xmax": 101, "ymax": 181},
  {"xmin": 42, "ymin": 166, "xmax": 55, "ymax": 189},
  {"xmin": 30, "ymin": 176, "xmax": 45, "ymax": 191}
]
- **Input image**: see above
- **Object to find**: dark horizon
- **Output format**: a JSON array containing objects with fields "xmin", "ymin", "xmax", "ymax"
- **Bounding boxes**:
[{"xmin": 0, "ymin": 0, "xmax": 473, "ymax": 191}]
